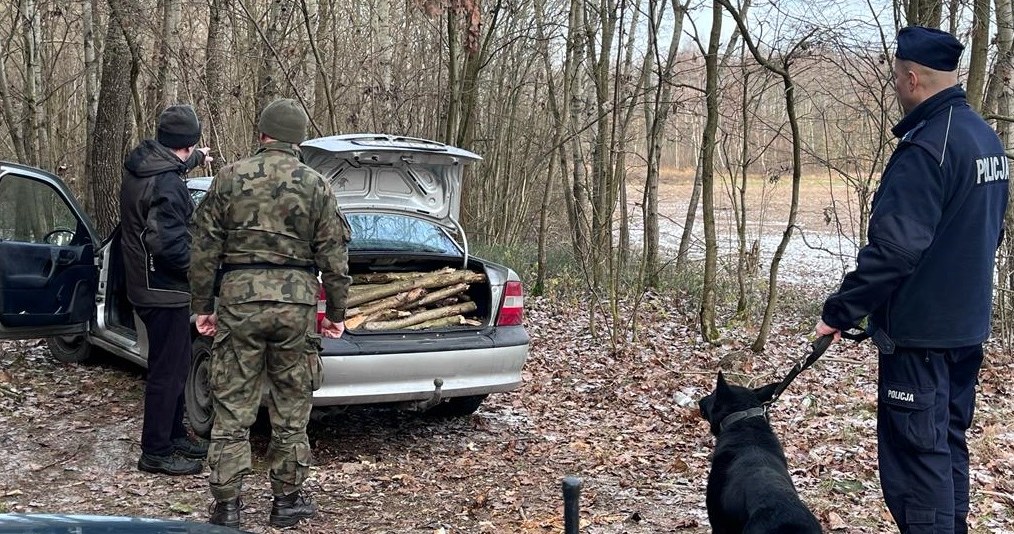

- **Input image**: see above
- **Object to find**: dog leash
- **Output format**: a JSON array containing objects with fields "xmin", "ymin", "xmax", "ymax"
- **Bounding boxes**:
[{"xmin": 763, "ymin": 329, "xmax": 869, "ymax": 409}]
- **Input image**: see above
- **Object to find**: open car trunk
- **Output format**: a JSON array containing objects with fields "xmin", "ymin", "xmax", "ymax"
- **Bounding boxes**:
[{"xmin": 342, "ymin": 254, "xmax": 498, "ymax": 333}]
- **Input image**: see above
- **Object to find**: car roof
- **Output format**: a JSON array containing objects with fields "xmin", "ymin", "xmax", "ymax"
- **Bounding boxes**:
[
  {"xmin": 302, "ymin": 134, "xmax": 482, "ymax": 161},
  {"xmin": 186, "ymin": 176, "xmax": 213, "ymax": 191}
]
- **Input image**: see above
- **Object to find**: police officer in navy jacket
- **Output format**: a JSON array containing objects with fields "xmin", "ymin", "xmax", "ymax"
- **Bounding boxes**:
[{"xmin": 817, "ymin": 26, "xmax": 1009, "ymax": 533}]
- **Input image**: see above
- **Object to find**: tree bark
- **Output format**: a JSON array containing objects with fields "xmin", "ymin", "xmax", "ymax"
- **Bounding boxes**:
[
  {"xmin": 347, "ymin": 270, "xmax": 484, "ymax": 307},
  {"xmin": 205, "ymin": 0, "xmax": 226, "ymax": 174},
  {"xmin": 147, "ymin": 0, "xmax": 181, "ymax": 135},
  {"xmin": 966, "ymin": 0, "xmax": 990, "ymax": 110},
  {"xmin": 363, "ymin": 302, "xmax": 477, "ymax": 330},
  {"xmin": 352, "ymin": 270, "xmax": 445, "ymax": 284},
  {"xmin": 87, "ymin": 2, "xmax": 134, "ymax": 238},
  {"xmin": 642, "ymin": 0, "xmax": 688, "ymax": 287},
  {"xmin": 20, "ymin": 0, "xmax": 46, "ymax": 168},
  {"xmin": 346, "ymin": 287, "xmax": 428, "ymax": 318},
  {"xmin": 406, "ymin": 315, "xmax": 468, "ymax": 330},
  {"xmin": 82, "ymin": 0, "xmax": 100, "ymax": 214},
  {"xmin": 698, "ymin": 0, "xmax": 723, "ymax": 343}
]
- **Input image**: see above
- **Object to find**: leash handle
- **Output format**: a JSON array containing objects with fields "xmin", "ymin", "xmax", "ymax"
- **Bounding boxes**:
[
  {"xmin": 840, "ymin": 328, "xmax": 870, "ymax": 342},
  {"xmin": 811, "ymin": 333, "xmax": 834, "ymax": 358}
]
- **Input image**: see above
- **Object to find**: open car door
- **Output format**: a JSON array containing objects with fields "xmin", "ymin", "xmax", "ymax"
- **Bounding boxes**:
[{"xmin": 0, "ymin": 164, "xmax": 99, "ymax": 340}]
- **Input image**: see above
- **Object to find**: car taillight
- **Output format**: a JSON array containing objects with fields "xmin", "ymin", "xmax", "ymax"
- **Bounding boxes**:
[
  {"xmin": 316, "ymin": 285, "xmax": 326, "ymax": 332},
  {"xmin": 496, "ymin": 280, "xmax": 524, "ymax": 326}
]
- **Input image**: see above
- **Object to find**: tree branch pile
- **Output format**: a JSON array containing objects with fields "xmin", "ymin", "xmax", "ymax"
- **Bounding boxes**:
[{"xmin": 344, "ymin": 267, "xmax": 487, "ymax": 330}]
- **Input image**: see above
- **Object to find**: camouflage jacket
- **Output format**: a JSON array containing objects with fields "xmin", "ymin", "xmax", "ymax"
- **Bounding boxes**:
[{"xmin": 189, "ymin": 142, "xmax": 352, "ymax": 321}]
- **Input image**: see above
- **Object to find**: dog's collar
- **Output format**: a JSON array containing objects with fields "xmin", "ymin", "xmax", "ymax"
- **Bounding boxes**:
[{"xmin": 719, "ymin": 406, "xmax": 767, "ymax": 432}]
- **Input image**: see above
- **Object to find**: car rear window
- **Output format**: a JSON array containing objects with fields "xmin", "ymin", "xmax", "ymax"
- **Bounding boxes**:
[{"xmin": 346, "ymin": 213, "xmax": 459, "ymax": 254}]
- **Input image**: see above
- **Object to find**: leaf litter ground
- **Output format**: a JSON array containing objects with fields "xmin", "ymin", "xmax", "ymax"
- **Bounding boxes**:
[{"xmin": 2, "ymin": 288, "xmax": 1014, "ymax": 533}]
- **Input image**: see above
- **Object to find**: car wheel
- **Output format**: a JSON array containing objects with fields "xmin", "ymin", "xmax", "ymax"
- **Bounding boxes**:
[
  {"xmin": 185, "ymin": 336, "xmax": 215, "ymax": 439},
  {"xmin": 425, "ymin": 394, "xmax": 488, "ymax": 417},
  {"xmin": 46, "ymin": 334, "xmax": 92, "ymax": 363}
]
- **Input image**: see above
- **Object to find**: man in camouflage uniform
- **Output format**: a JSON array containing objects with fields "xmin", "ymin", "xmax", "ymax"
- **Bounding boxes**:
[{"xmin": 189, "ymin": 98, "xmax": 351, "ymax": 529}]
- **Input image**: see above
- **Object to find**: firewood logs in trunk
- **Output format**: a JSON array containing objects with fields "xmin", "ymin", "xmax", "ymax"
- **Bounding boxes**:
[{"xmin": 344, "ymin": 268, "xmax": 486, "ymax": 330}]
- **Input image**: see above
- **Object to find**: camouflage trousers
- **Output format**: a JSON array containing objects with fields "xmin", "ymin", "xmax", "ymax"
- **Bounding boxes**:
[{"xmin": 207, "ymin": 301, "xmax": 320, "ymax": 501}]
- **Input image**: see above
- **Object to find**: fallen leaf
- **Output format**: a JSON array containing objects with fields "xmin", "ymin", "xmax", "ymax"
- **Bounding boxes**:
[
  {"xmin": 169, "ymin": 502, "xmax": 193, "ymax": 514},
  {"xmin": 827, "ymin": 511, "xmax": 847, "ymax": 530}
]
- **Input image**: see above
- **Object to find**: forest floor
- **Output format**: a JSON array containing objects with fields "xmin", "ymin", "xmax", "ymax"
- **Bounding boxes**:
[{"xmin": 2, "ymin": 171, "xmax": 1014, "ymax": 533}]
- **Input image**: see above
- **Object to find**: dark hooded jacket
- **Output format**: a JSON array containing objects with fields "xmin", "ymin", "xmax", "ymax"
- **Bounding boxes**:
[{"xmin": 119, "ymin": 140, "xmax": 205, "ymax": 307}]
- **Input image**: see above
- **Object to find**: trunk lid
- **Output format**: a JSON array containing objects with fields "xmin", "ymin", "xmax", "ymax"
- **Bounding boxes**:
[{"xmin": 301, "ymin": 134, "xmax": 482, "ymax": 230}]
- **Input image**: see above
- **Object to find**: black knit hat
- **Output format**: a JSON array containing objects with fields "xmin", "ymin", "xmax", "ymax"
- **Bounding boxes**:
[
  {"xmin": 259, "ymin": 98, "xmax": 308, "ymax": 144},
  {"xmin": 896, "ymin": 26, "xmax": 964, "ymax": 71},
  {"xmin": 157, "ymin": 105, "xmax": 202, "ymax": 149}
]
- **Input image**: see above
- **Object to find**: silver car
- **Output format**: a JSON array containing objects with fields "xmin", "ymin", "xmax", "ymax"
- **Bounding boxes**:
[{"xmin": 0, "ymin": 134, "xmax": 529, "ymax": 437}]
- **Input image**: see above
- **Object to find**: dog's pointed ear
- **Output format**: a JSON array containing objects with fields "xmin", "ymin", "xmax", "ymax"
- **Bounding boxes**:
[
  {"xmin": 716, "ymin": 371, "xmax": 729, "ymax": 390},
  {"xmin": 753, "ymin": 382, "xmax": 779, "ymax": 403}
]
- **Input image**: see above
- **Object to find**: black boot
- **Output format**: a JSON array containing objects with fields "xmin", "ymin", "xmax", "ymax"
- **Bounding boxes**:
[
  {"xmin": 137, "ymin": 452, "xmax": 202, "ymax": 476},
  {"xmin": 208, "ymin": 497, "xmax": 242, "ymax": 528},
  {"xmin": 171, "ymin": 436, "xmax": 209, "ymax": 459},
  {"xmin": 269, "ymin": 491, "xmax": 317, "ymax": 527}
]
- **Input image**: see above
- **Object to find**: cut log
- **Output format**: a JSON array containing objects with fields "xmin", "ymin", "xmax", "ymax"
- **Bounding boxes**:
[
  {"xmin": 347, "ymin": 270, "xmax": 485, "ymax": 307},
  {"xmin": 347, "ymin": 288, "xmax": 427, "ymax": 318},
  {"xmin": 347, "ymin": 309, "xmax": 411, "ymax": 330},
  {"xmin": 400, "ymin": 283, "xmax": 469, "ymax": 310},
  {"xmin": 351, "ymin": 267, "xmax": 453, "ymax": 284},
  {"xmin": 405, "ymin": 315, "xmax": 465, "ymax": 330},
  {"xmin": 361, "ymin": 302, "xmax": 477, "ymax": 330}
]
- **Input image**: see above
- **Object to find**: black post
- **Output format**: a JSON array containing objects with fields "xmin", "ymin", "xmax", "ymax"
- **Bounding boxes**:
[{"xmin": 562, "ymin": 476, "xmax": 582, "ymax": 534}]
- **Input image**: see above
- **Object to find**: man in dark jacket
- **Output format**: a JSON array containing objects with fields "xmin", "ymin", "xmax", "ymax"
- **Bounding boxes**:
[
  {"xmin": 817, "ymin": 27, "xmax": 1009, "ymax": 533},
  {"xmin": 120, "ymin": 104, "xmax": 213, "ymax": 476}
]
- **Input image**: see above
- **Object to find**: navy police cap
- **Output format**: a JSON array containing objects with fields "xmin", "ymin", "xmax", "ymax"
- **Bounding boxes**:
[{"xmin": 896, "ymin": 26, "xmax": 964, "ymax": 71}]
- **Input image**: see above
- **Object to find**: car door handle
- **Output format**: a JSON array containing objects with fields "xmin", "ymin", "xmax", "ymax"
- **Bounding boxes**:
[{"xmin": 54, "ymin": 248, "xmax": 78, "ymax": 265}]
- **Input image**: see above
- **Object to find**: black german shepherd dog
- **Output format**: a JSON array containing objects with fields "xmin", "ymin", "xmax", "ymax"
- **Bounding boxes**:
[{"xmin": 698, "ymin": 372, "xmax": 822, "ymax": 534}]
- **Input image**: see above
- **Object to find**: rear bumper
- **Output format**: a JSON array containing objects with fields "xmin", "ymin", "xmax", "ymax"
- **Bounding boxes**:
[{"xmin": 313, "ymin": 326, "xmax": 529, "ymax": 406}]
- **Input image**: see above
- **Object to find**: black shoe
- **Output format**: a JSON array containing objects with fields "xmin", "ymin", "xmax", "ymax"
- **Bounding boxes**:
[
  {"xmin": 208, "ymin": 497, "xmax": 242, "ymax": 528},
  {"xmin": 269, "ymin": 490, "xmax": 317, "ymax": 527},
  {"xmin": 172, "ymin": 436, "xmax": 208, "ymax": 459},
  {"xmin": 137, "ymin": 452, "xmax": 202, "ymax": 476}
]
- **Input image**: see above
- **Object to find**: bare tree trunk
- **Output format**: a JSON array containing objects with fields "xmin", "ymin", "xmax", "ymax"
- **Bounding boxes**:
[
  {"xmin": 88, "ymin": 3, "xmax": 134, "ymax": 238},
  {"xmin": 21, "ymin": 0, "xmax": 45, "ymax": 168},
  {"xmin": 304, "ymin": 0, "xmax": 337, "ymax": 134},
  {"xmin": 734, "ymin": 66, "xmax": 752, "ymax": 317},
  {"xmin": 562, "ymin": 0, "xmax": 590, "ymax": 268},
  {"xmin": 256, "ymin": 0, "xmax": 284, "ymax": 113},
  {"xmin": 907, "ymin": 0, "xmax": 942, "ymax": 26},
  {"xmin": 0, "ymin": 29, "xmax": 29, "ymax": 164},
  {"xmin": 444, "ymin": 10, "xmax": 460, "ymax": 144},
  {"xmin": 205, "ymin": 0, "xmax": 227, "ymax": 173},
  {"xmin": 587, "ymin": 0, "xmax": 618, "ymax": 291},
  {"xmin": 613, "ymin": 0, "xmax": 644, "ymax": 273},
  {"xmin": 81, "ymin": 0, "xmax": 101, "ymax": 214},
  {"xmin": 988, "ymin": 0, "xmax": 1014, "ymax": 353},
  {"xmin": 984, "ymin": 0, "xmax": 1013, "ymax": 121},
  {"xmin": 675, "ymin": 166, "xmax": 703, "ymax": 273},
  {"xmin": 966, "ymin": 0, "xmax": 990, "ymax": 110},
  {"xmin": 643, "ymin": 0, "xmax": 688, "ymax": 286},
  {"xmin": 533, "ymin": 0, "xmax": 565, "ymax": 296},
  {"xmin": 699, "ymin": 0, "xmax": 723, "ymax": 343},
  {"xmin": 147, "ymin": 0, "xmax": 181, "ymax": 134}
]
